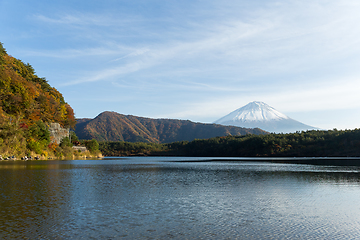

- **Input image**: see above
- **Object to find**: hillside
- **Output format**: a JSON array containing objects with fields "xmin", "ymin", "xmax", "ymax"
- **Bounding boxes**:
[
  {"xmin": 0, "ymin": 42, "xmax": 79, "ymax": 158},
  {"xmin": 75, "ymin": 111, "xmax": 268, "ymax": 143},
  {"xmin": 0, "ymin": 43, "xmax": 76, "ymax": 128}
]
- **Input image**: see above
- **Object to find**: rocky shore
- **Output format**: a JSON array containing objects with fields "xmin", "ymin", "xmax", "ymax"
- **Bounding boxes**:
[{"xmin": 0, "ymin": 153, "xmax": 103, "ymax": 161}]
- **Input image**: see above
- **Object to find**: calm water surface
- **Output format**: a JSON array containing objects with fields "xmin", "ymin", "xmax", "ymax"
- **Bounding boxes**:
[{"xmin": 1, "ymin": 157, "xmax": 360, "ymax": 239}]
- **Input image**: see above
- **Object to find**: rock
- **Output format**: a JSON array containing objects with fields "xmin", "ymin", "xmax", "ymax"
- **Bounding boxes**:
[{"xmin": 49, "ymin": 123, "xmax": 70, "ymax": 144}]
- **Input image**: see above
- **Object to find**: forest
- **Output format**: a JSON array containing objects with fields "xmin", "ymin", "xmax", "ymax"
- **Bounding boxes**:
[
  {"xmin": 0, "ymin": 42, "xmax": 99, "ymax": 159},
  {"xmin": 99, "ymin": 128, "xmax": 360, "ymax": 157}
]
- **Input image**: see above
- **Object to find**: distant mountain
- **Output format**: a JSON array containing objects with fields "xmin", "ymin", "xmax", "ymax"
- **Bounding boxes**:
[
  {"xmin": 75, "ymin": 111, "xmax": 268, "ymax": 143},
  {"xmin": 214, "ymin": 101, "xmax": 318, "ymax": 133}
]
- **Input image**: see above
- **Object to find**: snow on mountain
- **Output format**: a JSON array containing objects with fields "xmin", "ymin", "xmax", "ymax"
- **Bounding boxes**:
[
  {"xmin": 214, "ymin": 101, "xmax": 318, "ymax": 133},
  {"xmin": 216, "ymin": 101, "xmax": 289, "ymax": 122}
]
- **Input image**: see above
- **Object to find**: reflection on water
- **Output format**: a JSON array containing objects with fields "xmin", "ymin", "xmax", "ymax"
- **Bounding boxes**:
[{"xmin": 1, "ymin": 157, "xmax": 360, "ymax": 239}]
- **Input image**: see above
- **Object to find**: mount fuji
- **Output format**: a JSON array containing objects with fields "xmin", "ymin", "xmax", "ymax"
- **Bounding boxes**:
[{"xmin": 214, "ymin": 101, "xmax": 318, "ymax": 133}]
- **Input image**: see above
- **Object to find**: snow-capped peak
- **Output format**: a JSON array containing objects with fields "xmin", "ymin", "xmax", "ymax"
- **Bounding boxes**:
[
  {"xmin": 215, "ymin": 101, "xmax": 289, "ymax": 123},
  {"xmin": 214, "ymin": 101, "xmax": 317, "ymax": 133}
]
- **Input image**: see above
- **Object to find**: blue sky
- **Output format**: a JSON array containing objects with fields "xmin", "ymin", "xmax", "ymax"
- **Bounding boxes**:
[{"xmin": 1, "ymin": 0, "xmax": 360, "ymax": 130}]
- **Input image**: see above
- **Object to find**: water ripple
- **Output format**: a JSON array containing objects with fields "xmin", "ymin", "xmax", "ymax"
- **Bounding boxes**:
[{"xmin": 1, "ymin": 159, "xmax": 360, "ymax": 239}]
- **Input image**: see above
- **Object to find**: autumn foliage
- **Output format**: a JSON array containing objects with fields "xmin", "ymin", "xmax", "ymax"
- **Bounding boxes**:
[
  {"xmin": 0, "ymin": 42, "xmax": 77, "ymax": 157},
  {"xmin": 0, "ymin": 43, "xmax": 75, "ymax": 129}
]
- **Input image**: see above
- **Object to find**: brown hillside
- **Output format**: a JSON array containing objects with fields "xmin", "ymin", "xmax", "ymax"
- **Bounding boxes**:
[{"xmin": 75, "ymin": 111, "xmax": 268, "ymax": 143}]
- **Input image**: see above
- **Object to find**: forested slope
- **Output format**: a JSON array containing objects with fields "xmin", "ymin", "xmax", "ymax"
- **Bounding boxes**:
[
  {"xmin": 0, "ymin": 42, "xmax": 77, "ymax": 157},
  {"xmin": 76, "ymin": 111, "xmax": 268, "ymax": 143}
]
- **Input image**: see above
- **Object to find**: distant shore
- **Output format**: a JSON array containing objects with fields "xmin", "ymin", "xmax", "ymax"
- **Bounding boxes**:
[
  {"xmin": 169, "ymin": 157, "xmax": 360, "ymax": 166},
  {"xmin": 254, "ymin": 157, "xmax": 360, "ymax": 166}
]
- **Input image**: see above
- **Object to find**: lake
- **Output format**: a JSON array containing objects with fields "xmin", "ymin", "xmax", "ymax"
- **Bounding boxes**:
[{"xmin": 1, "ymin": 157, "xmax": 360, "ymax": 239}]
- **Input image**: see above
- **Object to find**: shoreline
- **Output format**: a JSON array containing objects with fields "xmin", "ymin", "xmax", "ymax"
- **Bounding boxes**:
[
  {"xmin": 3, "ymin": 155, "xmax": 360, "ymax": 166},
  {"xmin": 191, "ymin": 157, "xmax": 360, "ymax": 166},
  {"xmin": 101, "ymin": 155, "xmax": 360, "ymax": 166},
  {"xmin": 0, "ymin": 153, "xmax": 103, "ymax": 161}
]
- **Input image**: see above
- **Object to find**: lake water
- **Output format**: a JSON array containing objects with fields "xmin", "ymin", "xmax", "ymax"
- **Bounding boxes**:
[{"xmin": 1, "ymin": 157, "xmax": 360, "ymax": 239}]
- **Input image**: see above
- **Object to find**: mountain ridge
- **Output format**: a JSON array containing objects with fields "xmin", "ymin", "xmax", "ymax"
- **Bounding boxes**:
[{"xmin": 75, "ymin": 111, "xmax": 268, "ymax": 143}]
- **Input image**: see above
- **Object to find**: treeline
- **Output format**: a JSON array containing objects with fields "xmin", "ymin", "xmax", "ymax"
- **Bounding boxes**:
[
  {"xmin": 0, "ymin": 42, "xmax": 79, "ymax": 158},
  {"xmin": 99, "ymin": 129, "xmax": 360, "ymax": 157},
  {"xmin": 99, "ymin": 141, "xmax": 169, "ymax": 156}
]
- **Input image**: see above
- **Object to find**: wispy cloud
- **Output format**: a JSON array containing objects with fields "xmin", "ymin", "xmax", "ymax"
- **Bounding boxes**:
[
  {"xmin": 23, "ymin": 47, "xmax": 128, "ymax": 58},
  {"xmin": 12, "ymin": 0, "xmax": 360, "ymax": 128},
  {"xmin": 43, "ymin": 1, "xmax": 360, "ymax": 88},
  {"xmin": 34, "ymin": 13, "xmax": 143, "ymax": 27},
  {"xmin": 108, "ymin": 48, "xmax": 150, "ymax": 62},
  {"xmin": 61, "ymin": 60, "xmax": 149, "ymax": 86}
]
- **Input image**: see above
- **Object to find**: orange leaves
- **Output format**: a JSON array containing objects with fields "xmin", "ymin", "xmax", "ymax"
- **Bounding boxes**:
[
  {"xmin": 0, "ymin": 45, "xmax": 76, "ymax": 129},
  {"xmin": 48, "ymin": 141, "xmax": 58, "ymax": 152},
  {"xmin": 64, "ymin": 104, "xmax": 76, "ymax": 128}
]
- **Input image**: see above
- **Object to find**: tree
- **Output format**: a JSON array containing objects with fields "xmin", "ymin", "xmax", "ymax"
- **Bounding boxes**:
[
  {"xmin": 60, "ymin": 137, "xmax": 72, "ymax": 148},
  {"xmin": 28, "ymin": 120, "xmax": 50, "ymax": 142},
  {"xmin": 84, "ymin": 139, "xmax": 99, "ymax": 153}
]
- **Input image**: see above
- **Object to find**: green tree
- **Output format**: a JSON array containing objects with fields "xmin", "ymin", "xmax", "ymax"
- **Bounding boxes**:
[
  {"xmin": 84, "ymin": 139, "xmax": 99, "ymax": 153},
  {"xmin": 28, "ymin": 120, "xmax": 50, "ymax": 142},
  {"xmin": 60, "ymin": 137, "xmax": 72, "ymax": 148},
  {"xmin": 69, "ymin": 131, "xmax": 79, "ymax": 145}
]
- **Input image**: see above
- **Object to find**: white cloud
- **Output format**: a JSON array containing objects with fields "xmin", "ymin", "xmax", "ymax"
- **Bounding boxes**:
[
  {"xmin": 12, "ymin": 0, "xmax": 360, "ymax": 129},
  {"xmin": 44, "ymin": 1, "xmax": 360, "ymax": 87}
]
